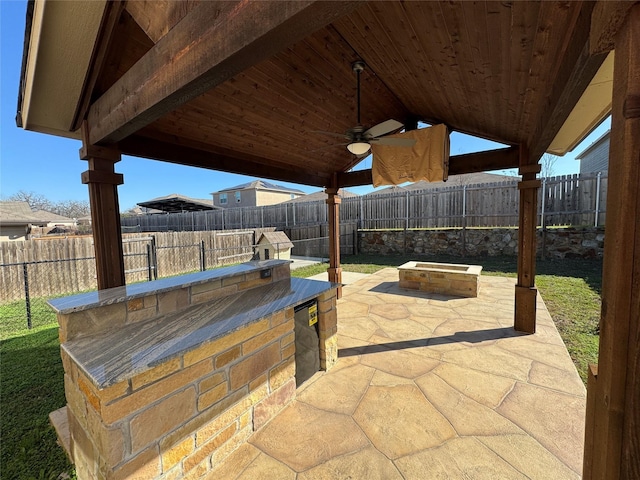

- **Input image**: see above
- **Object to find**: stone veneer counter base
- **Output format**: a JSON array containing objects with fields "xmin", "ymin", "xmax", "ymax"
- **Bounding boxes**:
[
  {"xmin": 47, "ymin": 260, "xmax": 341, "ymax": 479},
  {"xmin": 63, "ymin": 278, "xmax": 336, "ymax": 389}
]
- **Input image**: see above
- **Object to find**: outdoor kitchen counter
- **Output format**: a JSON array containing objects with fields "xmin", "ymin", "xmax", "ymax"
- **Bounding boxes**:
[
  {"xmin": 58, "ymin": 277, "xmax": 335, "ymax": 389},
  {"xmin": 47, "ymin": 259, "xmax": 292, "ymax": 314}
]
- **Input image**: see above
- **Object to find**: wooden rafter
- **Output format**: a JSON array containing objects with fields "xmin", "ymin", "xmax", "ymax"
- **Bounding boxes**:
[{"xmin": 87, "ymin": 1, "xmax": 359, "ymax": 146}]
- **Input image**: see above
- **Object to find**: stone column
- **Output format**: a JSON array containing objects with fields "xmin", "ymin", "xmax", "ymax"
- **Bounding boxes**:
[
  {"xmin": 514, "ymin": 146, "xmax": 541, "ymax": 334},
  {"xmin": 326, "ymin": 186, "xmax": 342, "ymax": 298}
]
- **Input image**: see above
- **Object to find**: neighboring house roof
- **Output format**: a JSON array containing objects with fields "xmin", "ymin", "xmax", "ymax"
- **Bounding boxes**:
[
  {"xmin": 282, "ymin": 189, "xmax": 358, "ymax": 204},
  {"xmin": 137, "ymin": 194, "xmax": 219, "ymax": 213},
  {"xmin": 30, "ymin": 210, "xmax": 76, "ymax": 223},
  {"xmin": 212, "ymin": 180, "xmax": 305, "ymax": 195},
  {"xmin": 366, "ymin": 172, "xmax": 519, "ymax": 195},
  {"xmin": 258, "ymin": 231, "xmax": 294, "ymax": 251},
  {"xmin": 0, "ymin": 201, "xmax": 50, "ymax": 225},
  {"xmin": 575, "ymin": 130, "xmax": 610, "ymax": 160}
]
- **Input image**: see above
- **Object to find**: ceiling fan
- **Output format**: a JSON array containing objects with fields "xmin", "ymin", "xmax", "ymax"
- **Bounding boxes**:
[{"xmin": 315, "ymin": 61, "xmax": 416, "ymax": 156}]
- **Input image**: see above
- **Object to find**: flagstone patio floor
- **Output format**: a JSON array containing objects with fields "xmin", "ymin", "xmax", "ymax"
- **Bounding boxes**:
[{"xmin": 210, "ymin": 268, "xmax": 586, "ymax": 479}]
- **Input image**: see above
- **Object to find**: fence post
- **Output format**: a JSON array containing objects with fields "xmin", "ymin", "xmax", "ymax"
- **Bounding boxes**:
[
  {"xmin": 151, "ymin": 235, "xmax": 158, "ymax": 279},
  {"xmin": 595, "ymin": 171, "xmax": 602, "ymax": 227},
  {"xmin": 146, "ymin": 244, "xmax": 153, "ymax": 281},
  {"xmin": 200, "ymin": 240, "xmax": 206, "ymax": 271},
  {"xmin": 23, "ymin": 263, "xmax": 32, "ymax": 329},
  {"xmin": 462, "ymin": 185, "xmax": 467, "ymax": 256},
  {"xmin": 541, "ymin": 177, "xmax": 547, "ymax": 259},
  {"xmin": 353, "ymin": 228, "xmax": 358, "ymax": 255}
]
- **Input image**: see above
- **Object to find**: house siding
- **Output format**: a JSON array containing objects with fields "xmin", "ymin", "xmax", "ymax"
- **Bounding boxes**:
[{"xmin": 579, "ymin": 136, "xmax": 609, "ymax": 174}]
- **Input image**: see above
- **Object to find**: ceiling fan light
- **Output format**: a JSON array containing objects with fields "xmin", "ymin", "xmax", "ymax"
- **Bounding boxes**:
[{"xmin": 347, "ymin": 141, "xmax": 371, "ymax": 155}]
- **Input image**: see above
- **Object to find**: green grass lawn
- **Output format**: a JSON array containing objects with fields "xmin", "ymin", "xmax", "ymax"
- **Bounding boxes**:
[
  {"xmin": 0, "ymin": 253, "xmax": 601, "ymax": 477},
  {"xmin": 0, "ymin": 324, "xmax": 75, "ymax": 479}
]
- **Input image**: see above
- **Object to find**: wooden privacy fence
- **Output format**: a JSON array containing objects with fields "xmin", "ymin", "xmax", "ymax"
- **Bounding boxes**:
[
  {"xmin": 0, "ymin": 229, "xmax": 272, "ymax": 303},
  {"xmin": 122, "ymin": 173, "xmax": 608, "ymax": 232}
]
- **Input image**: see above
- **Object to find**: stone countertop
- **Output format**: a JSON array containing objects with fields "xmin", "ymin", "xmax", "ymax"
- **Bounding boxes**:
[
  {"xmin": 48, "ymin": 259, "xmax": 291, "ymax": 314},
  {"xmin": 62, "ymin": 278, "xmax": 336, "ymax": 389}
]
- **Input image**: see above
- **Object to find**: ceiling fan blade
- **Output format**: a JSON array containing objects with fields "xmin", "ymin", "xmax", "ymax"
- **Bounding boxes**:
[
  {"xmin": 364, "ymin": 119, "xmax": 404, "ymax": 139},
  {"xmin": 370, "ymin": 137, "xmax": 416, "ymax": 147},
  {"xmin": 311, "ymin": 130, "xmax": 350, "ymax": 140}
]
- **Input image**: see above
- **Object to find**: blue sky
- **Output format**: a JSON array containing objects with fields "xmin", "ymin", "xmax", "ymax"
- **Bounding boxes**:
[{"xmin": 0, "ymin": 0, "xmax": 610, "ymax": 211}]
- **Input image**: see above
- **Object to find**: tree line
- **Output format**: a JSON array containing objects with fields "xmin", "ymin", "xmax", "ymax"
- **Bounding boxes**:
[{"xmin": 4, "ymin": 190, "xmax": 91, "ymax": 219}]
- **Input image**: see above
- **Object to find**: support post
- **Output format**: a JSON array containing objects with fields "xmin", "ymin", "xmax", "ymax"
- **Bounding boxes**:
[
  {"xmin": 80, "ymin": 125, "xmax": 125, "ymax": 290},
  {"xmin": 326, "ymin": 183, "xmax": 342, "ymax": 298},
  {"xmin": 514, "ymin": 147, "xmax": 541, "ymax": 334},
  {"xmin": 584, "ymin": 5, "xmax": 640, "ymax": 479}
]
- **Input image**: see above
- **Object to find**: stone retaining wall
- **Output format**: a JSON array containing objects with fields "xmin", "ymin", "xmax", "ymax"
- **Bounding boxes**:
[{"xmin": 359, "ymin": 227, "xmax": 605, "ymax": 259}]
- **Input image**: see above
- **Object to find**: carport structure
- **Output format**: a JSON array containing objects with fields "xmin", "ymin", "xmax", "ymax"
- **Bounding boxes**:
[{"xmin": 17, "ymin": 1, "xmax": 639, "ymax": 477}]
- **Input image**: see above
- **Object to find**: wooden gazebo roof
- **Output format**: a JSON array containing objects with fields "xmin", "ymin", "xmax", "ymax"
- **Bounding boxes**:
[
  {"xmin": 17, "ymin": 1, "xmax": 615, "ymax": 188},
  {"xmin": 15, "ymin": 2, "xmax": 640, "ymax": 478}
]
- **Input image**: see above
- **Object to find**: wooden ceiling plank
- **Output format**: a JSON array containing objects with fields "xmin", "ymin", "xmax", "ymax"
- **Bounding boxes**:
[
  {"xmin": 150, "ymin": 115, "xmax": 337, "ymax": 173},
  {"xmin": 134, "ymin": 126, "xmax": 332, "ymax": 177},
  {"xmin": 438, "ymin": 1, "xmax": 485, "ymax": 133},
  {"xmin": 154, "ymin": 90, "xmax": 351, "ymax": 168},
  {"xmin": 393, "ymin": 2, "xmax": 453, "ymax": 119},
  {"xmin": 119, "ymin": 135, "xmax": 330, "ymax": 187},
  {"xmin": 87, "ymin": 1, "xmax": 360, "ymax": 145},
  {"xmin": 337, "ymin": 146, "xmax": 520, "ymax": 187},
  {"xmin": 125, "ymin": 0, "xmax": 200, "ymax": 44},
  {"xmin": 334, "ymin": 5, "xmax": 420, "ymax": 115},
  {"xmin": 508, "ymin": 1, "xmax": 540, "ymax": 135},
  {"xmin": 529, "ymin": 1, "xmax": 606, "ymax": 161},
  {"xmin": 147, "ymin": 104, "xmax": 349, "ymax": 174},
  {"xmin": 469, "ymin": 1, "xmax": 498, "ymax": 132},
  {"xmin": 523, "ymin": 3, "xmax": 582, "ymax": 142}
]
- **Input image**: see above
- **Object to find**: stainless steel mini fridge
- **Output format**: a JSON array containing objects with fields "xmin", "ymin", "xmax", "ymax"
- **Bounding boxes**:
[{"xmin": 294, "ymin": 299, "xmax": 320, "ymax": 387}]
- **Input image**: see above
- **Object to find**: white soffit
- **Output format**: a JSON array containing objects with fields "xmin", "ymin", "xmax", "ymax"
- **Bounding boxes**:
[
  {"xmin": 21, "ymin": 0, "xmax": 106, "ymax": 139},
  {"xmin": 547, "ymin": 51, "xmax": 614, "ymax": 156}
]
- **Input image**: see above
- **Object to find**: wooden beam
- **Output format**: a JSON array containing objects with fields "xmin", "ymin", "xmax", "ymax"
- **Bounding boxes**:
[
  {"xmin": 125, "ymin": 0, "xmax": 200, "ymax": 44},
  {"xmin": 119, "ymin": 135, "xmax": 330, "ymax": 187},
  {"xmin": 585, "ymin": 5, "xmax": 640, "ymax": 478},
  {"xmin": 448, "ymin": 147, "xmax": 520, "ymax": 175},
  {"xmin": 529, "ymin": 2, "xmax": 607, "ymax": 162},
  {"xmin": 87, "ymin": 1, "xmax": 359, "ymax": 145},
  {"xmin": 337, "ymin": 169, "xmax": 373, "ymax": 188},
  {"xmin": 514, "ymin": 145, "xmax": 538, "ymax": 334},
  {"xmin": 70, "ymin": 1, "xmax": 125, "ymax": 131},
  {"xmin": 80, "ymin": 125, "xmax": 125, "ymax": 290},
  {"xmin": 590, "ymin": 1, "xmax": 638, "ymax": 54},
  {"xmin": 326, "ymin": 178, "xmax": 342, "ymax": 299},
  {"xmin": 336, "ymin": 147, "xmax": 520, "ymax": 188}
]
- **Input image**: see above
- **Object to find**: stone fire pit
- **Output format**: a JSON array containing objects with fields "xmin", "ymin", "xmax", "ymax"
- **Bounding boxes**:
[{"xmin": 398, "ymin": 261, "xmax": 482, "ymax": 297}]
